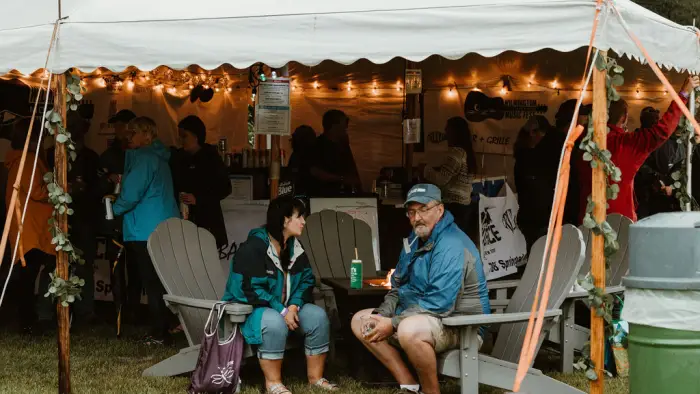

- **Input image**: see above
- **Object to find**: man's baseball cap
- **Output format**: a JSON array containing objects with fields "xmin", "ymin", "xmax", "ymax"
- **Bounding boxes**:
[
  {"xmin": 404, "ymin": 184, "xmax": 442, "ymax": 207},
  {"xmin": 108, "ymin": 109, "xmax": 136, "ymax": 124}
]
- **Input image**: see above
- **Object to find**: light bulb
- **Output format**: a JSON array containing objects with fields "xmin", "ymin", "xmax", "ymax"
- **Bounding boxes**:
[
  {"xmin": 528, "ymin": 82, "xmax": 532, "ymax": 87},
  {"xmin": 145, "ymin": 75, "xmax": 151, "ymax": 81},
  {"xmin": 227, "ymin": 87, "xmax": 233, "ymax": 92},
  {"xmin": 552, "ymin": 80, "xmax": 558, "ymax": 89},
  {"xmin": 664, "ymin": 90, "xmax": 668, "ymax": 95},
  {"xmin": 188, "ymin": 84, "xmax": 194, "ymax": 89},
  {"xmin": 396, "ymin": 81, "xmax": 402, "ymax": 91},
  {"xmin": 126, "ymin": 80, "xmax": 134, "ymax": 89},
  {"xmin": 215, "ymin": 87, "xmax": 221, "ymax": 92},
  {"xmin": 636, "ymin": 89, "xmax": 641, "ymax": 98},
  {"xmin": 372, "ymin": 87, "xmax": 378, "ymax": 95},
  {"xmin": 313, "ymin": 81, "xmax": 319, "ymax": 89},
  {"xmin": 203, "ymin": 84, "xmax": 210, "ymax": 90},
  {"xmin": 500, "ymin": 87, "xmax": 506, "ymax": 95}
]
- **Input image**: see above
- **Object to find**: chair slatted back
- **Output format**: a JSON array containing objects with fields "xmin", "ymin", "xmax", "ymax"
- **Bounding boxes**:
[
  {"xmin": 147, "ymin": 218, "xmax": 227, "ymax": 346},
  {"xmin": 578, "ymin": 213, "xmax": 633, "ymax": 286},
  {"xmin": 491, "ymin": 225, "xmax": 585, "ymax": 364},
  {"xmin": 298, "ymin": 209, "xmax": 377, "ymax": 279}
]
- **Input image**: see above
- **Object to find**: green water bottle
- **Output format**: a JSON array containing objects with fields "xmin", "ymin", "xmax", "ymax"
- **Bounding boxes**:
[{"xmin": 350, "ymin": 259, "xmax": 363, "ymax": 289}]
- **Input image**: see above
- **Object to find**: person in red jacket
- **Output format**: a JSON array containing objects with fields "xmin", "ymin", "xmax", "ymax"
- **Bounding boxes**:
[{"xmin": 578, "ymin": 75, "xmax": 699, "ymax": 222}]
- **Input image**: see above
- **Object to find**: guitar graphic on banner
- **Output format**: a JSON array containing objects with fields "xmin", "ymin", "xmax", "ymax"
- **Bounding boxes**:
[{"xmin": 464, "ymin": 91, "xmax": 548, "ymax": 122}]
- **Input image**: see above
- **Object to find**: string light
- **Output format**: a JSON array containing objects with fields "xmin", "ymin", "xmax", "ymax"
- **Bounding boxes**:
[
  {"xmin": 636, "ymin": 89, "xmax": 641, "ymax": 98},
  {"xmin": 215, "ymin": 87, "xmax": 221, "ymax": 92},
  {"xmin": 552, "ymin": 80, "xmax": 558, "ymax": 89},
  {"xmin": 188, "ymin": 84, "xmax": 194, "ymax": 89},
  {"xmin": 448, "ymin": 86, "xmax": 457, "ymax": 98},
  {"xmin": 396, "ymin": 81, "xmax": 402, "ymax": 91},
  {"xmin": 346, "ymin": 81, "xmax": 352, "ymax": 91},
  {"xmin": 203, "ymin": 84, "xmax": 210, "ymax": 90},
  {"xmin": 313, "ymin": 81, "xmax": 319, "ymax": 89},
  {"xmin": 500, "ymin": 87, "xmax": 507, "ymax": 96},
  {"xmin": 226, "ymin": 87, "xmax": 233, "ymax": 93}
]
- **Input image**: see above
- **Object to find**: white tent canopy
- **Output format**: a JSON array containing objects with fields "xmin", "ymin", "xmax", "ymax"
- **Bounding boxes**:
[{"xmin": 1, "ymin": 0, "xmax": 699, "ymax": 75}]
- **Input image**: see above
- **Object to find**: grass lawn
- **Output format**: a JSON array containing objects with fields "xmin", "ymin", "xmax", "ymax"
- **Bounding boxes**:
[{"xmin": 0, "ymin": 325, "xmax": 629, "ymax": 394}]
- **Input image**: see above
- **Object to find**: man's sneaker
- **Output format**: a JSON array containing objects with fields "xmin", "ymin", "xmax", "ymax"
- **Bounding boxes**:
[{"xmin": 397, "ymin": 388, "xmax": 424, "ymax": 394}]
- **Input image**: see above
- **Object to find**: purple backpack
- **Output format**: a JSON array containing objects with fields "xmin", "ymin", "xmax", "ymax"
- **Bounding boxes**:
[{"xmin": 188, "ymin": 302, "xmax": 244, "ymax": 394}]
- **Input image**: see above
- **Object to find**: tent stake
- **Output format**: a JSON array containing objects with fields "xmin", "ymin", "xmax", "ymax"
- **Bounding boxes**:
[
  {"xmin": 590, "ymin": 50, "xmax": 607, "ymax": 394},
  {"xmin": 55, "ymin": 74, "xmax": 71, "ymax": 394}
]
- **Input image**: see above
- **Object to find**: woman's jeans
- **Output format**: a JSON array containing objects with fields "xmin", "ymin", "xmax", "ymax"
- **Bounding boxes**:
[{"xmin": 257, "ymin": 303, "xmax": 330, "ymax": 360}]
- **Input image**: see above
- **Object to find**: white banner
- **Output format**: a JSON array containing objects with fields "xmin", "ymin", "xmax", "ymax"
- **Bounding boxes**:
[{"xmin": 478, "ymin": 184, "xmax": 527, "ymax": 280}]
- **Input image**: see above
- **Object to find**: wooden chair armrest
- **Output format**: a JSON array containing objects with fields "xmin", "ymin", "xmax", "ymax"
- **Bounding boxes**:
[
  {"xmin": 488, "ymin": 279, "xmax": 521, "ymax": 291},
  {"xmin": 567, "ymin": 285, "xmax": 625, "ymax": 299},
  {"xmin": 163, "ymin": 294, "xmax": 253, "ymax": 315},
  {"xmin": 442, "ymin": 309, "xmax": 562, "ymax": 327}
]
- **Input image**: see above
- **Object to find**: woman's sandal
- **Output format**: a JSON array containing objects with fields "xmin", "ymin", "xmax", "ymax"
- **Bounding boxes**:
[
  {"xmin": 313, "ymin": 378, "xmax": 339, "ymax": 391},
  {"xmin": 267, "ymin": 383, "xmax": 292, "ymax": 394}
]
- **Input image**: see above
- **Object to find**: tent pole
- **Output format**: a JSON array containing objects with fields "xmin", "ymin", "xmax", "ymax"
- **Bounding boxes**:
[
  {"xmin": 269, "ymin": 65, "xmax": 288, "ymax": 199},
  {"xmin": 405, "ymin": 61, "xmax": 418, "ymax": 183},
  {"xmin": 55, "ymin": 74, "xmax": 71, "ymax": 394},
  {"xmin": 590, "ymin": 49, "xmax": 607, "ymax": 394},
  {"xmin": 686, "ymin": 88, "xmax": 695, "ymax": 211}
]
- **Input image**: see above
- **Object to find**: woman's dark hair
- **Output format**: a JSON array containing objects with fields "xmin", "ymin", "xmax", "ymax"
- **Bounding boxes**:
[
  {"xmin": 445, "ymin": 116, "xmax": 477, "ymax": 173},
  {"xmin": 291, "ymin": 125, "xmax": 316, "ymax": 152},
  {"xmin": 178, "ymin": 115, "xmax": 206, "ymax": 146},
  {"xmin": 265, "ymin": 196, "xmax": 308, "ymax": 269}
]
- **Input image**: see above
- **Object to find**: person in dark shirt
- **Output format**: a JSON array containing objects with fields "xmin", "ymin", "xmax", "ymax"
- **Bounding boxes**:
[
  {"xmin": 170, "ymin": 116, "xmax": 232, "ymax": 249},
  {"xmin": 288, "ymin": 125, "xmax": 317, "ymax": 196},
  {"xmin": 514, "ymin": 116, "xmax": 556, "ymax": 252},
  {"xmin": 99, "ymin": 109, "xmax": 141, "ymax": 324},
  {"xmin": 634, "ymin": 107, "xmax": 683, "ymax": 218},
  {"xmin": 310, "ymin": 110, "xmax": 362, "ymax": 196}
]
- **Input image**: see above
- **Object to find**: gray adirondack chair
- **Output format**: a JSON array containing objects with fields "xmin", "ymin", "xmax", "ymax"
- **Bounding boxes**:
[
  {"xmin": 547, "ymin": 213, "xmax": 632, "ymax": 372},
  {"xmin": 438, "ymin": 224, "xmax": 586, "ymax": 394},
  {"xmin": 143, "ymin": 218, "xmax": 252, "ymax": 377},
  {"xmin": 298, "ymin": 209, "xmax": 378, "ymax": 328}
]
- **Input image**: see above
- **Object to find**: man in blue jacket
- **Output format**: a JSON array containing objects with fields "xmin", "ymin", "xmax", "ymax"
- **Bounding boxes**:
[
  {"xmin": 352, "ymin": 184, "xmax": 490, "ymax": 394},
  {"xmin": 112, "ymin": 116, "xmax": 180, "ymax": 344}
]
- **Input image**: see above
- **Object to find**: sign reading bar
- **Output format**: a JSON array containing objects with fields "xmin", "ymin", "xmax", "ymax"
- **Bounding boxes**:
[{"xmin": 255, "ymin": 79, "xmax": 291, "ymax": 136}]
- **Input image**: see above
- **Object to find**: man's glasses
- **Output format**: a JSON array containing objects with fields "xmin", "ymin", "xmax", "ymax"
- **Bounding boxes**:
[{"xmin": 406, "ymin": 204, "xmax": 440, "ymax": 219}]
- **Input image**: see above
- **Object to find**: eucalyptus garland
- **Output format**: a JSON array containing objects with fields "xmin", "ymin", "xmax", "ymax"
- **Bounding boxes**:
[
  {"xmin": 42, "ymin": 74, "xmax": 85, "ymax": 307},
  {"xmin": 574, "ymin": 54, "xmax": 624, "ymax": 381}
]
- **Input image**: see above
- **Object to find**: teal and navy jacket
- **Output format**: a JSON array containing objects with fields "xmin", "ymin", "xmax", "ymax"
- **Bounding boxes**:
[
  {"xmin": 374, "ymin": 211, "xmax": 491, "ymax": 334},
  {"xmin": 113, "ymin": 140, "xmax": 180, "ymax": 242},
  {"xmin": 223, "ymin": 228, "xmax": 316, "ymax": 344}
]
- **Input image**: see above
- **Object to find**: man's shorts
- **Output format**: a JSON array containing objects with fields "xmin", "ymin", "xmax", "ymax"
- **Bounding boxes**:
[{"xmin": 387, "ymin": 314, "xmax": 483, "ymax": 354}]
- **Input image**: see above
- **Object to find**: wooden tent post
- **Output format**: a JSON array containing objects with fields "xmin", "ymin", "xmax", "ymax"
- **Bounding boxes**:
[
  {"xmin": 590, "ymin": 50, "xmax": 608, "ymax": 394},
  {"xmin": 269, "ymin": 65, "xmax": 289, "ymax": 200},
  {"xmin": 55, "ymin": 74, "xmax": 71, "ymax": 394},
  {"xmin": 405, "ymin": 61, "xmax": 419, "ymax": 183}
]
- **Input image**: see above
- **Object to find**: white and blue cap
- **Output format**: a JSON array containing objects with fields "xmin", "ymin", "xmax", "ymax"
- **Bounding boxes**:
[{"xmin": 404, "ymin": 184, "xmax": 442, "ymax": 207}]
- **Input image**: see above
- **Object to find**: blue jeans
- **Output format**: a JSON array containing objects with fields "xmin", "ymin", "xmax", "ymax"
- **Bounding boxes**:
[{"xmin": 258, "ymin": 303, "xmax": 330, "ymax": 360}]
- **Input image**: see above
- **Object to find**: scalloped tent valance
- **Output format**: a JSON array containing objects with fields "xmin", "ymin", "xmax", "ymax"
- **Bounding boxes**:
[{"xmin": 1, "ymin": 0, "xmax": 699, "ymax": 75}]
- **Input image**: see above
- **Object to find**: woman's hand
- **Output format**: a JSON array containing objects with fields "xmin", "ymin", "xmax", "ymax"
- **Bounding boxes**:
[{"xmin": 284, "ymin": 305, "xmax": 300, "ymax": 331}]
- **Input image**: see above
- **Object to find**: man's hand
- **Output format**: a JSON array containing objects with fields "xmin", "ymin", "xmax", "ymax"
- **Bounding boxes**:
[
  {"xmin": 681, "ymin": 76, "xmax": 700, "ymax": 96},
  {"xmin": 180, "ymin": 193, "xmax": 197, "ymax": 205},
  {"xmin": 366, "ymin": 315, "xmax": 394, "ymax": 343},
  {"xmin": 284, "ymin": 305, "xmax": 300, "ymax": 331},
  {"xmin": 108, "ymin": 174, "xmax": 122, "ymax": 184}
]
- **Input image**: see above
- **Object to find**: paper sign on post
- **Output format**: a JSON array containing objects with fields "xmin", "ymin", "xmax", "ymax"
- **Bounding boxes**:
[{"xmin": 255, "ymin": 79, "xmax": 291, "ymax": 136}]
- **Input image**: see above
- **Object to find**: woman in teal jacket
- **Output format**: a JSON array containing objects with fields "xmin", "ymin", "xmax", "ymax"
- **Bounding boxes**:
[
  {"xmin": 112, "ymin": 116, "xmax": 179, "ymax": 344},
  {"xmin": 223, "ymin": 197, "xmax": 337, "ymax": 394}
]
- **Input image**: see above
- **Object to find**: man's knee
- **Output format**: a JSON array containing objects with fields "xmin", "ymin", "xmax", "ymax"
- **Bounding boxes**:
[
  {"xmin": 350, "ymin": 308, "xmax": 375, "ymax": 340},
  {"xmin": 396, "ymin": 315, "xmax": 434, "ymax": 348}
]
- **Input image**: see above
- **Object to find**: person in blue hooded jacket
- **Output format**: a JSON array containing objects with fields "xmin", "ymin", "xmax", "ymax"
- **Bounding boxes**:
[
  {"xmin": 112, "ymin": 116, "xmax": 180, "ymax": 344},
  {"xmin": 351, "ymin": 184, "xmax": 490, "ymax": 394},
  {"xmin": 223, "ymin": 196, "xmax": 337, "ymax": 394}
]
